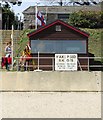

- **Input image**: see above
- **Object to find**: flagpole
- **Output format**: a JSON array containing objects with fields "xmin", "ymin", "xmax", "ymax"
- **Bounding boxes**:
[
  {"xmin": 46, "ymin": 6, "xmax": 48, "ymax": 22},
  {"xmin": 35, "ymin": 4, "xmax": 38, "ymax": 30}
]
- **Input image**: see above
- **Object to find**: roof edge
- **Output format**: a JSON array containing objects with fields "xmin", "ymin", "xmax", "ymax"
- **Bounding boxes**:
[{"xmin": 27, "ymin": 19, "xmax": 89, "ymax": 38}]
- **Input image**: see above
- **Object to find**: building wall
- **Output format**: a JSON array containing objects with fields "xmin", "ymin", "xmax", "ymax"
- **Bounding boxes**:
[
  {"xmin": 47, "ymin": 13, "xmax": 58, "ymax": 24},
  {"xmin": 29, "ymin": 24, "xmax": 87, "ymax": 40},
  {"xmin": 23, "ymin": 13, "xmax": 35, "ymax": 29},
  {"xmin": 23, "ymin": 5, "xmax": 101, "ymax": 29}
]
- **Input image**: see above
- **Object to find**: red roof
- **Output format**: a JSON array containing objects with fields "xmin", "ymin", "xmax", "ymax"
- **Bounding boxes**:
[{"xmin": 27, "ymin": 19, "xmax": 89, "ymax": 38}]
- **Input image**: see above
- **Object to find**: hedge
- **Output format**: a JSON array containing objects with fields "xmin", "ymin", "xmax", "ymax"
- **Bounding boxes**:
[{"xmin": 69, "ymin": 11, "xmax": 103, "ymax": 28}]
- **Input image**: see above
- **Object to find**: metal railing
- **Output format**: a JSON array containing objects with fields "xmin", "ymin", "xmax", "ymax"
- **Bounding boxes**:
[
  {"xmin": 1, "ymin": 56, "xmax": 103, "ymax": 71},
  {"xmin": 15, "ymin": 56, "xmax": 55, "ymax": 71},
  {"xmin": 14, "ymin": 56, "xmax": 103, "ymax": 71},
  {"xmin": 78, "ymin": 57, "xmax": 103, "ymax": 71}
]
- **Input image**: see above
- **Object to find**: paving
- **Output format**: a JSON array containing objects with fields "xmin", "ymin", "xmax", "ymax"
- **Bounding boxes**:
[{"xmin": 0, "ymin": 92, "xmax": 101, "ymax": 118}]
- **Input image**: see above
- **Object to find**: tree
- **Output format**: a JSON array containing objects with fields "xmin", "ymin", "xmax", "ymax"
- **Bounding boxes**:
[
  {"xmin": 69, "ymin": 11, "xmax": 103, "ymax": 28},
  {"xmin": 2, "ymin": 6, "xmax": 18, "ymax": 30},
  {"xmin": 2, "ymin": 6, "xmax": 23, "ymax": 30}
]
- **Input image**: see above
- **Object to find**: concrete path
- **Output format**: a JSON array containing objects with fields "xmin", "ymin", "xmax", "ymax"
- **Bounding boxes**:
[{"xmin": 0, "ymin": 92, "xmax": 101, "ymax": 118}]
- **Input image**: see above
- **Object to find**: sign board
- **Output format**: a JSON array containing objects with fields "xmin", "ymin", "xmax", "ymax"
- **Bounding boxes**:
[{"xmin": 55, "ymin": 54, "xmax": 77, "ymax": 71}]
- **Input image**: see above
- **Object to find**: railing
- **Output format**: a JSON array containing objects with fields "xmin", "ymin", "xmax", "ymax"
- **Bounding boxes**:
[
  {"xmin": 1, "ymin": 56, "xmax": 103, "ymax": 71},
  {"xmin": 78, "ymin": 57, "xmax": 103, "ymax": 71},
  {"xmin": 15, "ymin": 56, "xmax": 55, "ymax": 71},
  {"xmin": 15, "ymin": 56, "xmax": 103, "ymax": 71}
]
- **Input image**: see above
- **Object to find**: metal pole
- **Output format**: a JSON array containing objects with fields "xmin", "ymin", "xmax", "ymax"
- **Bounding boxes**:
[
  {"xmin": 38, "ymin": 51, "xmax": 39, "ymax": 70},
  {"xmin": 17, "ymin": 58, "xmax": 19, "ymax": 71},
  {"xmin": 88, "ymin": 57, "xmax": 89, "ymax": 71},
  {"xmin": 17, "ymin": 13, "xmax": 20, "ymax": 30},
  {"xmin": 46, "ymin": 6, "xmax": 48, "ymax": 22},
  {"xmin": 34, "ymin": 51, "xmax": 42, "ymax": 72},
  {"xmin": 52, "ymin": 57, "xmax": 54, "ymax": 71},
  {"xmin": 26, "ymin": 61, "xmax": 28, "ymax": 71},
  {"xmin": 35, "ymin": 4, "xmax": 37, "ymax": 30},
  {"xmin": 20, "ymin": 16, "xmax": 21, "ymax": 30},
  {"xmin": 11, "ymin": 25, "xmax": 14, "ymax": 70}
]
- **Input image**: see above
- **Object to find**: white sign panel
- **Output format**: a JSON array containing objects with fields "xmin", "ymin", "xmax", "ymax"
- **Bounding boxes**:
[{"xmin": 55, "ymin": 54, "xmax": 77, "ymax": 71}]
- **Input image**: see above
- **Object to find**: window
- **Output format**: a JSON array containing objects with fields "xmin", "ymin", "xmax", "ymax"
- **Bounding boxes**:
[
  {"xmin": 31, "ymin": 40, "xmax": 86, "ymax": 54},
  {"xmin": 58, "ymin": 14, "xmax": 69, "ymax": 19},
  {"xmin": 55, "ymin": 25, "xmax": 61, "ymax": 31}
]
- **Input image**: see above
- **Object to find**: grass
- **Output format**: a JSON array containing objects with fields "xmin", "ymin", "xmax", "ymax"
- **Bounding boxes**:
[
  {"xmin": 81, "ymin": 28, "xmax": 102, "ymax": 57},
  {"xmin": 80, "ymin": 28, "xmax": 103, "ymax": 62}
]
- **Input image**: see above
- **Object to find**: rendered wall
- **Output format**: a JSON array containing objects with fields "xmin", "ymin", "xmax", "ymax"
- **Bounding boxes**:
[{"xmin": 0, "ymin": 71, "xmax": 101, "ymax": 91}]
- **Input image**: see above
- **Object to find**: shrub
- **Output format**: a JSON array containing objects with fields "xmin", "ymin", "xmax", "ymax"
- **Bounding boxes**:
[{"xmin": 69, "ymin": 11, "xmax": 103, "ymax": 28}]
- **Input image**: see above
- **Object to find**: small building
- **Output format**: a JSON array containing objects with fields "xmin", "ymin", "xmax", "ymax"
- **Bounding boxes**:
[
  {"xmin": 27, "ymin": 19, "xmax": 90, "ymax": 71},
  {"xmin": 23, "ymin": 5, "xmax": 101, "ymax": 29}
]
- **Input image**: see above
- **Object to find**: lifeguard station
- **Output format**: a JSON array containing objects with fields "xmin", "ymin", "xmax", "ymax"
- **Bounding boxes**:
[{"xmin": 27, "ymin": 19, "xmax": 90, "ymax": 71}]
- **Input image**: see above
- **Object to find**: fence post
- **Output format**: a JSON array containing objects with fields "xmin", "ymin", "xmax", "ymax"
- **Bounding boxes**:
[
  {"xmin": 88, "ymin": 57, "xmax": 89, "ymax": 71},
  {"xmin": 26, "ymin": 61, "xmax": 28, "ymax": 71},
  {"xmin": 17, "ymin": 58, "xmax": 19, "ymax": 71},
  {"xmin": 37, "ymin": 51, "xmax": 40, "ymax": 70},
  {"xmin": 52, "ymin": 57, "xmax": 54, "ymax": 71}
]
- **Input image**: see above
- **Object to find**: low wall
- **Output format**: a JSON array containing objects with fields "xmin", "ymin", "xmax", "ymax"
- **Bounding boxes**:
[
  {"xmin": 0, "ymin": 71, "xmax": 102, "ymax": 118},
  {"xmin": 0, "ymin": 71, "xmax": 101, "ymax": 91}
]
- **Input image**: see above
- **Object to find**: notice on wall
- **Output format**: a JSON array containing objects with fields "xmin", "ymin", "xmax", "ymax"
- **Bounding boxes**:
[{"xmin": 55, "ymin": 54, "xmax": 77, "ymax": 71}]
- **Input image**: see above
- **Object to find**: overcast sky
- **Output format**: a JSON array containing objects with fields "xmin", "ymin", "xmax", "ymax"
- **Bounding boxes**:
[
  {"xmin": 12, "ymin": 0, "xmax": 101, "ymax": 14},
  {"xmin": 1, "ymin": 0, "xmax": 62, "ymax": 20},
  {"xmin": 12, "ymin": 0, "xmax": 59, "ymax": 20},
  {"xmin": 12, "ymin": 1, "xmax": 37, "ymax": 19},
  {"xmin": 11, "ymin": 0, "xmax": 54, "ymax": 20},
  {"xmin": 1, "ymin": 0, "xmax": 102, "ymax": 20}
]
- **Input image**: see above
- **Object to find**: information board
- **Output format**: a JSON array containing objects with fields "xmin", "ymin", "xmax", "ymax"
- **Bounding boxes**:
[{"xmin": 55, "ymin": 54, "xmax": 77, "ymax": 71}]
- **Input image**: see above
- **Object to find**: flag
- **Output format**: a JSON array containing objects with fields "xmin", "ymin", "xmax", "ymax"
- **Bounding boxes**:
[{"xmin": 37, "ymin": 11, "xmax": 46, "ymax": 26}]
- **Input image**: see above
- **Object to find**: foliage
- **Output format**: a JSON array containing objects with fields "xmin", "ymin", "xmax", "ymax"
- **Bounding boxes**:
[
  {"xmin": 69, "ymin": 11, "xmax": 103, "ymax": 28},
  {"xmin": 16, "ymin": 29, "xmax": 34, "ymax": 56},
  {"xmin": 2, "ymin": 7, "xmax": 14, "ymax": 29},
  {"xmin": 2, "ymin": 7, "xmax": 21, "ymax": 30}
]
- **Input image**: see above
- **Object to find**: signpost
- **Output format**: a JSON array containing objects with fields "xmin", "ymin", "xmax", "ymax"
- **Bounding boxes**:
[{"xmin": 55, "ymin": 54, "xmax": 77, "ymax": 71}]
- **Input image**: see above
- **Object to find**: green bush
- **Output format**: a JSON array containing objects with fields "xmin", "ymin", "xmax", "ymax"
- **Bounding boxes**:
[{"xmin": 69, "ymin": 11, "xmax": 103, "ymax": 28}]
